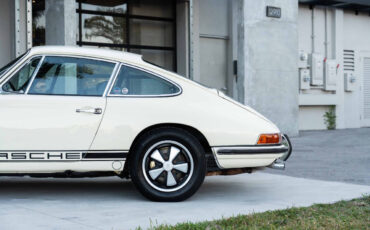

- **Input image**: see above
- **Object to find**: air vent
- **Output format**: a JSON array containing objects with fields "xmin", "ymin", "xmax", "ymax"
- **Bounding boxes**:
[{"xmin": 343, "ymin": 50, "xmax": 355, "ymax": 71}]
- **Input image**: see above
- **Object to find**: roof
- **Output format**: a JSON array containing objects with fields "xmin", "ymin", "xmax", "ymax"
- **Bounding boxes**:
[
  {"xmin": 28, "ymin": 46, "xmax": 144, "ymax": 64},
  {"xmin": 299, "ymin": 0, "xmax": 370, "ymax": 13}
]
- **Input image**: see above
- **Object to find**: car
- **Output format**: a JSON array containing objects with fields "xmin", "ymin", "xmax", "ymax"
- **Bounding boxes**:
[{"xmin": 0, "ymin": 46, "xmax": 292, "ymax": 201}]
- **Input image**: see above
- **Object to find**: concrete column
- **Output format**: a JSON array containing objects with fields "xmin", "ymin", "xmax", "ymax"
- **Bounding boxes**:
[
  {"xmin": 176, "ymin": 1, "xmax": 189, "ymax": 77},
  {"xmin": 45, "ymin": 0, "xmax": 76, "ymax": 46},
  {"xmin": 333, "ymin": 9, "xmax": 345, "ymax": 129},
  {"xmin": 237, "ymin": 0, "xmax": 299, "ymax": 136},
  {"xmin": 0, "ymin": 0, "xmax": 15, "ymax": 66}
]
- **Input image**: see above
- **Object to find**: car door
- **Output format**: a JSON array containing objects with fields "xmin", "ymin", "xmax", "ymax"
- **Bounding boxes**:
[{"xmin": 0, "ymin": 55, "xmax": 117, "ymax": 152}]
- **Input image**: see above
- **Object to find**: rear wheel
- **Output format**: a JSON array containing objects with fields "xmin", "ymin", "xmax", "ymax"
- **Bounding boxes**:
[{"xmin": 130, "ymin": 127, "xmax": 206, "ymax": 201}]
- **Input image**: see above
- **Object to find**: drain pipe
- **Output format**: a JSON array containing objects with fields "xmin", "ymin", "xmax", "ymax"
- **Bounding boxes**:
[
  {"xmin": 188, "ymin": 0, "xmax": 194, "ymax": 80},
  {"xmin": 311, "ymin": 6, "xmax": 315, "ymax": 53}
]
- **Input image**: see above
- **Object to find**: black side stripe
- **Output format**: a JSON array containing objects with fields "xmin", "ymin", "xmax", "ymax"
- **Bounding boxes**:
[{"xmin": 82, "ymin": 152, "xmax": 128, "ymax": 159}]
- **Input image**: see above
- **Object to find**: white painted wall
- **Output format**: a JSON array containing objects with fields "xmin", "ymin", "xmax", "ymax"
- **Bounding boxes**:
[{"xmin": 298, "ymin": 4, "xmax": 370, "ymax": 130}]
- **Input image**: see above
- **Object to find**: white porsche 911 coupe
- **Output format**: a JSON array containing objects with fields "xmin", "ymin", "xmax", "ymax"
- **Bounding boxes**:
[{"xmin": 0, "ymin": 46, "xmax": 291, "ymax": 201}]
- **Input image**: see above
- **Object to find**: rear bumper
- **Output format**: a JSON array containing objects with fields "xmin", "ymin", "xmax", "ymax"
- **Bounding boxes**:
[{"xmin": 212, "ymin": 144, "xmax": 288, "ymax": 169}]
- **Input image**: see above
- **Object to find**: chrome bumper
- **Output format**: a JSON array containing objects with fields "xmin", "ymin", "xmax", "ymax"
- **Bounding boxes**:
[
  {"xmin": 211, "ymin": 144, "xmax": 290, "ymax": 169},
  {"xmin": 213, "ymin": 144, "xmax": 289, "ymax": 155}
]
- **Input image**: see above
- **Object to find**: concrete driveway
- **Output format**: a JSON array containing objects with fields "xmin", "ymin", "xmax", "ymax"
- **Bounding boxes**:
[
  {"xmin": 0, "ymin": 173, "xmax": 369, "ymax": 230},
  {"xmin": 1, "ymin": 128, "xmax": 369, "ymax": 230},
  {"xmin": 267, "ymin": 128, "xmax": 370, "ymax": 185}
]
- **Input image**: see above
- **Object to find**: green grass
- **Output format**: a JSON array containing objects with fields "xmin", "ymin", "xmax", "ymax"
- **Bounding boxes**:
[{"xmin": 147, "ymin": 195, "xmax": 370, "ymax": 230}]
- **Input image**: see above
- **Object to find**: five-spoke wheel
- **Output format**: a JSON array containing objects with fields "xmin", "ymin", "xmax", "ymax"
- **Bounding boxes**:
[
  {"xmin": 142, "ymin": 140, "xmax": 194, "ymax": 192},
  {"xmin": 130, "ymin": 127, "xmax": 206, "ymax": 201}
]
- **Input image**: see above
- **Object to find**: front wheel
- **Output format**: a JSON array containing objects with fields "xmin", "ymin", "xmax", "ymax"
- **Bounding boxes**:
[{"xmin": 129, "ymin": 127, "xmax": 206, "ymax": 201}]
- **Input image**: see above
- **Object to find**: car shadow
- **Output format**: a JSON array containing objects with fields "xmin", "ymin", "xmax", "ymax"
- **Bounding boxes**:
[{"xmin": 0, "ymin": 176, "xmax": 249, "ymax": 202}]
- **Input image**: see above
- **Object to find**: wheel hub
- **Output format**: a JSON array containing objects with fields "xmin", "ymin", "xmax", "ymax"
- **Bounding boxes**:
[{"xmin": 163, "ymin": 162, "xmax": 173, "ymax": 171}]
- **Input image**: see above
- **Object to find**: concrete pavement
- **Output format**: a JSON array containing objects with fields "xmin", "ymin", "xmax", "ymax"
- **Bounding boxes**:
[
  {"xmin": 0, "ymin": 173, "xmax": 368, "ymax": 230},
  {"xmin": 267, "ymin": 128, "xmax": 370, "ymax": 185}
]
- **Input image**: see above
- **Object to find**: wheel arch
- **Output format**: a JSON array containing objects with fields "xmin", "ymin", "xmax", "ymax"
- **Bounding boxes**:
[{"xmin": 129, "ymin": 123, "xmax": 212, "ymax": 155}]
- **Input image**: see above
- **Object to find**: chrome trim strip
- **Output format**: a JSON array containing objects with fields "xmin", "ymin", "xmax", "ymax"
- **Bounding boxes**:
[
  {"xmin": 106, "ymin": 63, "xmax": 183, "ymax": 98},
  {"xmin": 25, "ymin": 55, "xmax": 45, "ymax": 94},
  {"xmin": 213, "ymin": 144, "xmax": 288, "ymax": 155}
]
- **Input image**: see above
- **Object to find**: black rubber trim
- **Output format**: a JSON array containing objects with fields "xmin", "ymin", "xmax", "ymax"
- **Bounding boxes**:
[
  {"xmin": 217, "ymin": 146, "xmax": 288, "ymax": 155},
  {"xmin": 82, "ymin": 152, "xmax": 128, "ymax": 159}
]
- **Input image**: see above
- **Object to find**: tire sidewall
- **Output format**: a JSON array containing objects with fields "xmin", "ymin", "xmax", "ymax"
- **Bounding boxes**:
[{"xmin": 130, "ymin": 128, "xmax": 206, "ymax": 201}]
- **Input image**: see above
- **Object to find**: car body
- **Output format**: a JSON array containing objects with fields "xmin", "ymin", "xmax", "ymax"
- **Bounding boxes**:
[{"xmin": 0, "ymin": 46, "xmax": 291, "ymax": 201}]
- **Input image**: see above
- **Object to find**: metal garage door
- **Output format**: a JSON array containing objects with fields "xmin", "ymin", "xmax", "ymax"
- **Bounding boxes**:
[{"xmin": 363, "ymin": 57, "xmax": 370, "ymax": 126}]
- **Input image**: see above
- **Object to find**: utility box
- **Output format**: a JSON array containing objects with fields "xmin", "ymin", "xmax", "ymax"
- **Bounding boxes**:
[
  {"xmin": 299, "ymin": 50, "xmax": 308, "ymax": 68},
  {"xmin": 309, "ymin": 53, "xmax": 324, "ymax": 85},
  {"xmin": 344, "ymin": 72, "xmax": 356, "ymax": 92},
  {"xmin": 324, "ymin": 60, "xmax": 337, "ymax": 91},
  {"xmin": 299, "ymin": 68, "xmax": 310, "ymax": 90}
]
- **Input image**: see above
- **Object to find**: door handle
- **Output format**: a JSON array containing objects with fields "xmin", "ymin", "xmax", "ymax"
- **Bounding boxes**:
[{"xmin": 76, "ymin": 108, "xmax": 103, "ymax": 115}]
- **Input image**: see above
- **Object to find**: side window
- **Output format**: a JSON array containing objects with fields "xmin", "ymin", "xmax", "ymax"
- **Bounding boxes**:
[
  {"xmin": 110, "ymin": 66, "xmax": 180, "ymax": 96},
  {"xmin": 2, "ymin": 57, "xmax": 42, "ymax": 93},
  {"xmin": 28, "ymin": 56, "xmax": 115, "ymax": 96}
]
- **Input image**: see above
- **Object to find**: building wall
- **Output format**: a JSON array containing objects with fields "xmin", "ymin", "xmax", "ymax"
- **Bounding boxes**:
[
  {"xmin": 298, "ymin": 5, "xmax": 370, "ymax": 130},
  {"xmin": 237, "ymin": 0, "xmax": 299, "ymax": 136},
  {"xmin": 0, "ymin": 0, "xmax": 14, "ymax": 66}
]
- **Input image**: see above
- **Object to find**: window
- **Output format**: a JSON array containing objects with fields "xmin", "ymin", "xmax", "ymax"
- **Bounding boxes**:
[
  {"xmin": 110, "ymin": 66, "xmax": 180, "ymax": 96},
  {"xmin": 2, "ymin": 57, "xmax": 42, "ymax": 93},
  {"xmin": 28, "ymin": 56, "xmax": 115, "ymax": 96},
  {"xmin": 76, "ymin": 0, "xmax": 176, "ymax": 71},
  {"xmin": 0, "ymin": 52, "xmax": 28, "ymax": 77}
]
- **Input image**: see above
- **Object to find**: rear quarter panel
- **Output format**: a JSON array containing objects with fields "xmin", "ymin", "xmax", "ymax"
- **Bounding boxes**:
[{"xmin": 91, "ymin": 75, "xmax": 279, "ymax": 150}]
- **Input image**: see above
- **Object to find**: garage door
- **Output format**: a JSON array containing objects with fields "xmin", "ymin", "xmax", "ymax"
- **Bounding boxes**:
[{"xmin": 363, "ymin": 57, "xmax": 370, "ymax": 126}]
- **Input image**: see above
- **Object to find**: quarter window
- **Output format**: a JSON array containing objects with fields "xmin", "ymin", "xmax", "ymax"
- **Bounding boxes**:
[
  {"xmin": 110, "ymin": 66, "xmax": 180, "ymax": 96},
  {"xmin": 2, "ymin": 57, "xmax": 42, "ymax": 93},
  {"xmin": 28, "ymin": 56, "xmax": 115, "ymax": 96}
]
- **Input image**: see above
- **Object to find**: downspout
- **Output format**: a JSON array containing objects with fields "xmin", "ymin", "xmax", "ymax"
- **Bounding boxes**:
[
  {"xmin": 311, "ymin": 6, "xmax": 315, "ymax": 54},
  {"xmin": 324, "ymin": 8, "xmax": 328, "ymax": 59}
]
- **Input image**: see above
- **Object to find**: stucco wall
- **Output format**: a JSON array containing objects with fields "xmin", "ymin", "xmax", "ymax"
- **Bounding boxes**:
[
  {"xmin": 298, "ymin": 5, "xmax": 370, "ymax": 130},
  {"xmin": 238, "ymin": 0, "xmax": 299, "ymax": 136}
]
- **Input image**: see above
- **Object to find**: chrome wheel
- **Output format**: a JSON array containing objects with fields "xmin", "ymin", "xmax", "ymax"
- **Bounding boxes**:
[{"xmin": 142, "ymin": 140, "xmax": 194, "ymax": 192}]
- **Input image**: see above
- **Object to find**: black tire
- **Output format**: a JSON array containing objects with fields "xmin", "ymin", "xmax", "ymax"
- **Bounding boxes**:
[{"xmin": 129, "ymin": 127, "xmax": 206, "ymax": 202}]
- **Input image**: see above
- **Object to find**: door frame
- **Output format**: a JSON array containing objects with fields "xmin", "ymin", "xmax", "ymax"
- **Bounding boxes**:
[{"xmin": 360, "ymin": 51, "xmax": 370, "ymax": 127}]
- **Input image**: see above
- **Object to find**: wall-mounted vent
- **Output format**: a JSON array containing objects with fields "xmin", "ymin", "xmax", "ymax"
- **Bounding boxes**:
[{"xmin": 343, "ymin": 50, "xmax": 355, "ymax": 71}]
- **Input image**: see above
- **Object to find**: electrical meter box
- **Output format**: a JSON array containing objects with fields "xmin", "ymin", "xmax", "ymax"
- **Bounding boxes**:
[
  {"xmin": 324, "ymin": 59, "xmax": 337, "ymax": 91},
  {"xmin": 299, "ymin": 50, "xmax": 308, "ymax": 68},
  {"xmin": 309, "ymin": 53, "xmax": 324, "ymax": 85},
  {"xmin": 344, "ymin": 72, "xmax": 356, "ymax": 92},
  {"xmin": 300, "ymin": 68, "xmax": 310, "ymax": 90}
]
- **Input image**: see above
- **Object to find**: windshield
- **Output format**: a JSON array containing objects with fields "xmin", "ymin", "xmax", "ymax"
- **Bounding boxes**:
[{"xmin": 0, "ymin": 52, "xmax": 27, "ymax": 77}]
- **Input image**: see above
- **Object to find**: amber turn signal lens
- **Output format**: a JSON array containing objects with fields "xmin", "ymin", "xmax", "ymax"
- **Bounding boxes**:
[{"xmin": 257, "ymin": 133, "xmax": 281, "ymax": 144}]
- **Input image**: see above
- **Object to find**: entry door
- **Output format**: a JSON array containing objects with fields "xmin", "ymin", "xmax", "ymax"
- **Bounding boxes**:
[
  {"xmin": 0, "ymin": 95, "xmax": 106, "ymax": 151},
  {"xmin": 363, "ymin": 57, "xmax": 370, "ymax": 126},
  {"xmin": 0, "ymin": 55, "xmax": 116, "ymax": 151},
  {"xmin": 199, "ymin": 0, "xmax": 229, "ymax": 94}
]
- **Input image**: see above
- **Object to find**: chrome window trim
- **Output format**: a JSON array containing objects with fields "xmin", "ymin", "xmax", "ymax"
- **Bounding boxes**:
[
  {"xmin": 0, "ymin": 55, "xmax": 45, "ymax": 94},
  {"xmin": 23, "ymin": 54, "xmax": 119, "ymax": 97},
  {"xmin": 24, "ymin": 56, "xmax": 45, "ymax": 94},
  {"xmin": 106, "ymin": 63, "xmax": 182, "ymax": 98}
]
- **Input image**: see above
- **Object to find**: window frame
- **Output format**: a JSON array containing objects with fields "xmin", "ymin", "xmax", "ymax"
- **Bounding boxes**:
[
  {"xmin": 75, "ymin": 0, "xmax": 177, "ymax": 71},
  {"xmin": 107, "ymin": 63, "xmax": 182, "ymax": 98},
  {"xmin": 26, "ymin": 54, "xmax": 120, "ymax": 97},
  {"xmin": 0, "ymin": 55, "xmax": 45, "ymax": 94},
  {"xmin": 0, "ymin": 54, "xmax": 120, "ymax": 97}
]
